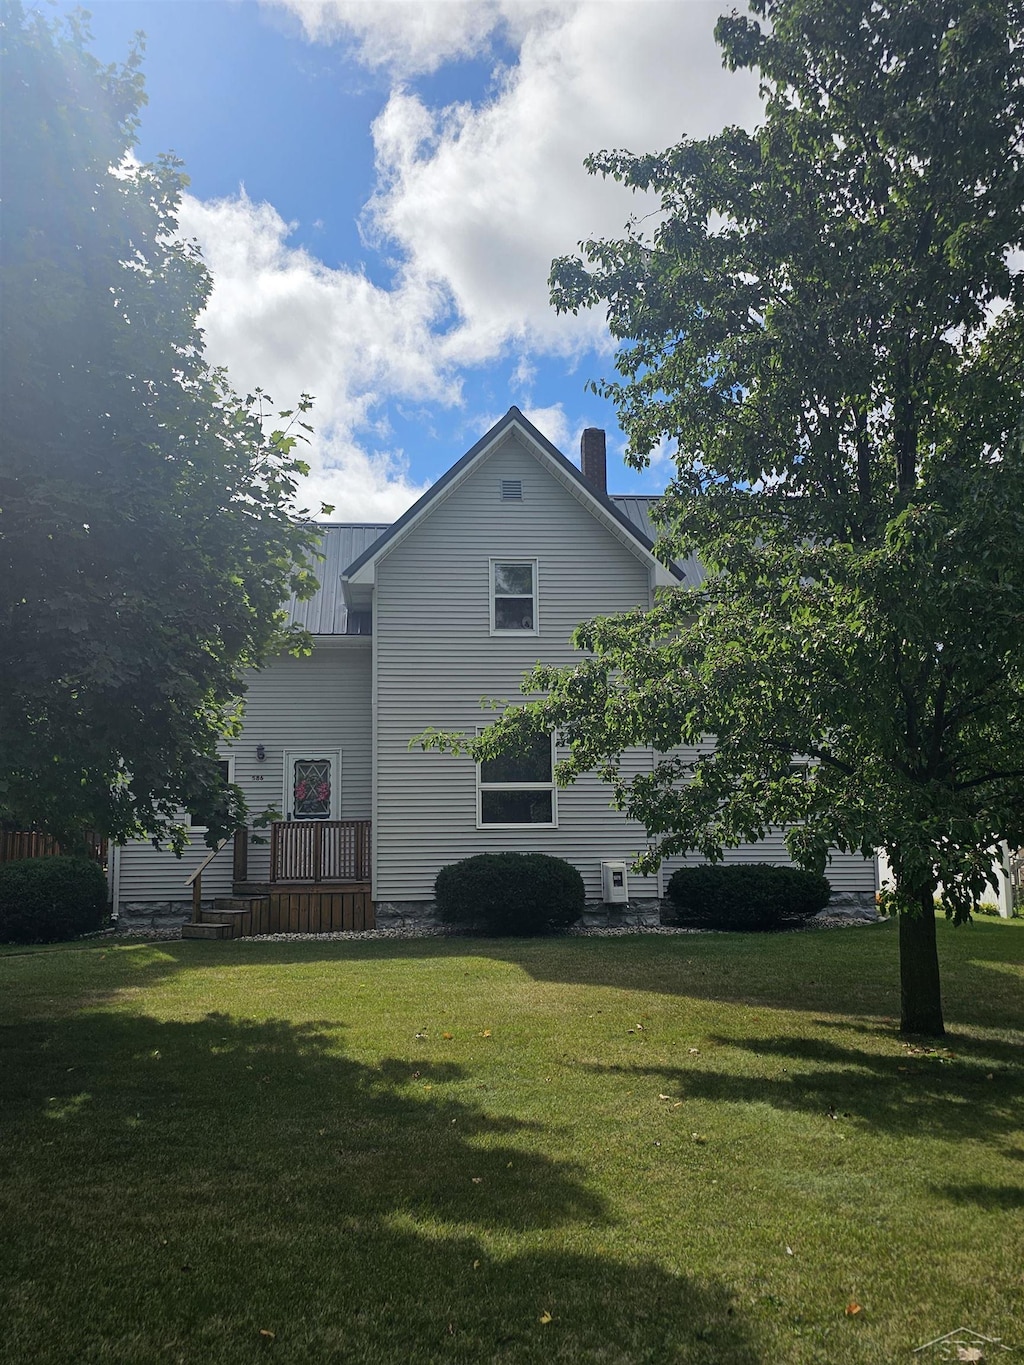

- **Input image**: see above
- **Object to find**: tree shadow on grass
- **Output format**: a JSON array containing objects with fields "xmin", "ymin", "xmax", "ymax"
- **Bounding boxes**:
[
  {"xmin": 579, "ymin": 1031, "xmax": 1023, "ymax": 1145},
  {"xmin": 805, "ymin": 1016, "xmax": 1024, "ymax": 1068},
  {"xmin": 0, "ymin": 1007, "xmax": 760, "ymax": 1365},
  {"xmin": 0, "ymin": 937, "xmax": 192, "ymax": 1023},
  {"xmin": 22, "ymin": 915, "xmax": 1014, "ymax": 1041},
  {"xmin": 934, "ymin": 1183, "xmax": 1024, "ymax": 1210},
  {"xmin": 229, "ymin": 916, "xmax": 1020, "ymax": 1027}
]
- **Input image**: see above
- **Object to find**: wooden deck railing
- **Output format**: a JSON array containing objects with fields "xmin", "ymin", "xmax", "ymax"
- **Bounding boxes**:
[
  {"xmin": 233, "ymin": 827, "xmax": 249, "ymax": 884},
  {"xmin": 270, "ymin": 820, "xmax": 371, "ymax": 884}
]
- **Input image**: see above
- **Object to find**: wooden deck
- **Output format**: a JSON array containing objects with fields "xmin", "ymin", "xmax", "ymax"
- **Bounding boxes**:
[
  {"xmin": 185, "ymin": 884, "xmax": 374, "ymax": 939},
  {"xmin": 187, "ymin": 821, "xmax": 375, "ymax": 938},
  {"xmin": 270, "ymin": 819, "xmax": 371, "ymax": 884}
]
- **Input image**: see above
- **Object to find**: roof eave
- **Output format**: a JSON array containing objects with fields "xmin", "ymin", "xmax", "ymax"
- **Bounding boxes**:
[{"xmin": 341, "ymin": 406, "xmax": 684, "ymax": 585}]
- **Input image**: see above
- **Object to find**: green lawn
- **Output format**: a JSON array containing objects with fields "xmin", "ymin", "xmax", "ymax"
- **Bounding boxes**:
[{"xmin": 1, "ymin": 918, "xmax": 1021, "ymax": 1364}]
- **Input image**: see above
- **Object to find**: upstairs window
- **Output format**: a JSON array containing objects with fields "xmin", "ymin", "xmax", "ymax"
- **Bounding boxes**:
[
  {"xmin": 478, "ymin": 731, "xmax": 556, "ymax": 827},
  {"xmin": 491, "ymin": 559, "xmax": 538, "ymax": 634}
]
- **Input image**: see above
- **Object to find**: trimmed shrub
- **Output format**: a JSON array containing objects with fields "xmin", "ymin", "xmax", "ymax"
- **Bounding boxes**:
[
  {"xmin": 434, "ymin": 852, "xmax": 585, "ymax": 935},
  {"xmin": 666, "ymin": 863, "xmax": 831, "ymax": 931},
  {"xmin": 0, "ymin": 856, "xmax": 108, "ymax": 944},
  {"xmin": 968, "ymin": 901, "xmax": 1003, "ymax": 917}
]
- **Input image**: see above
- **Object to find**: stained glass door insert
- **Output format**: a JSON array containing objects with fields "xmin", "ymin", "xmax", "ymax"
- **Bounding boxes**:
[{"xmin": 287, "ymin": 756, "xmax": 334, "ymax": 820}]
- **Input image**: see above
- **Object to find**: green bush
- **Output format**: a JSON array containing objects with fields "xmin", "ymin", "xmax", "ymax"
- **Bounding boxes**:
[
  {"xmin": 666, "ymin": 863, "xmax": 831, "ymax": 931},
  {"xmin": 933, "ymin": 897, "xmax": 1009, "ymax": 918},
  {"xmin": 0, "ymin": 856, "xmax": 108, "ymax": 944},
  {"xmin": 434, "ymin": 852, "xmax": 585, "ymax": 935}
]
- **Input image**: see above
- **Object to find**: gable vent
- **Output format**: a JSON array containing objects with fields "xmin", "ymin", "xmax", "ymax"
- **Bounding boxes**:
[{"xmin": 500, "ymin": 478, "xmax": 523, "ymax": 501}]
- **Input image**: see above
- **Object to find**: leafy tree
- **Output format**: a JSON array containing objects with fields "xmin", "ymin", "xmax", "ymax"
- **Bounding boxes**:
[
  {"xmin": 0, "ymin": 4, "xmax": 324, "ymax": 851},
  {"xmin": 427, "ymin": 0, "xmax": 1024, "ymax": 1035}
]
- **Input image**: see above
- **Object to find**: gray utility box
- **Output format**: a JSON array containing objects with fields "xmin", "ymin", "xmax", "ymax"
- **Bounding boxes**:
[{"xmin": 601, "ymin": 860, "xmax": 629, "ymax": 904}]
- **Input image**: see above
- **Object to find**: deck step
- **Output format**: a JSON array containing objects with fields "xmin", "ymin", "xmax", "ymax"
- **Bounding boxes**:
[
  {"xmin": 181, "ymin": 923, "xmax": 231, "ymax": 940},
  {"xmin": 185, "ymin": 888, "xmax": 374, "ymax": 939}
]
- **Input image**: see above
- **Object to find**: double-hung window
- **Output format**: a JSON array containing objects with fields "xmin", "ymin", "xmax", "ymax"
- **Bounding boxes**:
[
  {"xmin": 188, "ymin": 758, "xmax": 234, "ymax": 829},
  {"xmin": 490, "ymin": 559, "xmax": 538, "ymax": 634},
  {"xmin": 477, "ymin": 730, "xmax": 557, "ymax": 827}
]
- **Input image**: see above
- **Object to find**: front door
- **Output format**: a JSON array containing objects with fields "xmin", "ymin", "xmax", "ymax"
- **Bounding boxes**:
[{"xmin": 283, "ymin": 751, "xmax": 341, "ymax": 821}]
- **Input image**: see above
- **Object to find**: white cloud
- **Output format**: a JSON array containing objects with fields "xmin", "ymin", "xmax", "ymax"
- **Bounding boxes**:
[
  {"xmin": 179, "ymin": 191, "xmax": 440, "ymax": 520},
  {"xmin": 297, "ymin": 435, "xmax": 429, "ymax": 522},
  {"xmin": 521, "ymin": 402, "xmax": 571, "ymax": 451},
  {"xmin": 184, "ymin": 4, "xmax": 763, "ymax": 515},
  {"xmin": 265, "ymin": 0, "xmax": 561, "ymax": 76},
  {"xmin": 363, "ymin": 2, "xmax": 762, "ymax": 363}
]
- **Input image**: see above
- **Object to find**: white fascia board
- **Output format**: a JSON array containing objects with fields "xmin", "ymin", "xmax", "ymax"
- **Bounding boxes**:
[
  {"xmin": 538, "ymin": 446, "xmax": 680, "ymax": 587},
  {"xmin": 344, "ymin": 428, "xmax": 519, "ymax": 588},
  {"xmin": 342, "ymin": 412, "xmax": 678, "ymax": 590},
  {"xmin": 340, "ymin": 581, "xmax": 373, "ymax": 611},
  {"xmin": 308, "ymin": 634, "xmax": 373, "ymax": 650}
]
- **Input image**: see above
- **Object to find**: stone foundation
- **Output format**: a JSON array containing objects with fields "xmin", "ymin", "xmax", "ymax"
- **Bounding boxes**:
[
  {"xmin": 115, "ymin": 888, "xmax": 879, "ymax": 935},
  {"xmin": 374, "ymin": 897, "xmax": 665, "ymax": 931},
  {"xmin": 116, "ymin": 899, "xmax": 197, "ymax": 932},
  {"xmin": 373, "ymin": 900, "xmax": 445, "ymax": 930},
  {"xmin": 579, "ymin": 898, "xmax": 663, "ymax": 929},
  {"xmin": 819, "ymin": 891, "xmax": 880, "ymax": 921}
]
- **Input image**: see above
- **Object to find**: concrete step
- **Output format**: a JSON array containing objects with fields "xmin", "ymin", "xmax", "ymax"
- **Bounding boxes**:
[{"xmin": 181, "ymin": 923, "xmax": 231, "ymax": 940}]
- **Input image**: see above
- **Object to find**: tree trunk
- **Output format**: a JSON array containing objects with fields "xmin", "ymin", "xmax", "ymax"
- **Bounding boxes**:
[{"xmin": 898, "ymin": 890, "xmax": 945, "ymax": 1036}]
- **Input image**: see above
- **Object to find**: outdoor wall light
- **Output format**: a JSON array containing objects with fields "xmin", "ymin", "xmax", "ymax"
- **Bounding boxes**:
[{"xmin": 256, "ymin": 745, "xmax": 266, "ymax": 762}]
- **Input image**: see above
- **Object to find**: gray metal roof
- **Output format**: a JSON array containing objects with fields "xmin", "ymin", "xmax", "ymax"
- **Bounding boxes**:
[
  {"xmin": 610, "ymin": 496, "xmax": 706, "ymax": 588},
  {"xmin": 285, "ymin": 524, "xmax": 389, "ymax": 633},
  {"xmin": 286, "ymin": 494, "xmax": 702, "ymax": 635}
]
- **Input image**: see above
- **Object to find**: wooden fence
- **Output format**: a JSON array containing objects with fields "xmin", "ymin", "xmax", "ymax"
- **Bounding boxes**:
[{"xmin": 0, "ymin": 830, "xmax": 107, "ymax": 865}]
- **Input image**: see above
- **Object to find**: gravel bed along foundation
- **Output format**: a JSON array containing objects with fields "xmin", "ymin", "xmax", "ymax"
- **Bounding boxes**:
[{"xmin": 109, "ymin": 914, "xmax": 881, "ymax": 943}]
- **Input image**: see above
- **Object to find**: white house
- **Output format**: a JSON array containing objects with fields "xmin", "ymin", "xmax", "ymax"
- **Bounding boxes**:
[{"xmin": 110, "ymin": 408, "xmax": 878, "ymax": 933}]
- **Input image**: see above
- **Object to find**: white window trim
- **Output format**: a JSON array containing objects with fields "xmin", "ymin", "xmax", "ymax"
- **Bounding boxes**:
[
  {"xmin": 188, "ymin": 755, "xmax": 236, "ymax": 831},
  {"xmin": 475, "ymin": 727, "xmax": 557, "ymax": 829},
  {"xmin": 489, "ymin": 557, "xmax": 539, "ymax": 636}
]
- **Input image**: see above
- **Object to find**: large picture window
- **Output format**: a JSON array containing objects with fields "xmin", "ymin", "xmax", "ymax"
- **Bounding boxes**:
[
  {"xmin": 490, "ymin": 559, "xmax": 538, "ymax": 634},
  {"xmin": 477, "ymin": 731, "xmax": 556, "ymax": 827}
]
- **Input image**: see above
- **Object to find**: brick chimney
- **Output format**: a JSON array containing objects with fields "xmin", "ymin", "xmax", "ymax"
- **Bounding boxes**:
[{"xmin": 580, "ymin": 428, "xmax": 607, "ymax": 494}]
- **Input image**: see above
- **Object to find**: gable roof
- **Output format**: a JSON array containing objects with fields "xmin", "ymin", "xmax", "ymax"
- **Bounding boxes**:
[
  {"xmin": 286, "ymin": 411, "xmax": 699, "ymax": 633},
  {"xmin": 341, "ymin": 407, "xmax": 685, "ymax": 587}
]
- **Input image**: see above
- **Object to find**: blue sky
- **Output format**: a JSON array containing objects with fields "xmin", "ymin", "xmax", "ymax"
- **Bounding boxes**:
[{"xmin": 53, "ymin": 1, "xmax": 762, "ymax": 520}]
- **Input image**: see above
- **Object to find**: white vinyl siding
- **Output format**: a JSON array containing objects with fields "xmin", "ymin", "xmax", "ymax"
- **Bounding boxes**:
[
  {"xmin": 656, "ymin": 747, "xmax": 877, "ymax": 895},
  {"xmin": 373, "ymin": 430, "xmax": 662, "ymax": 901},
  {"xmin": 114, "ymin": 642, "xmax": 372, "ymax": 904},
  {"xmin": 660, "ymin": 842, "xmax": 878, "ymax": 895}
]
